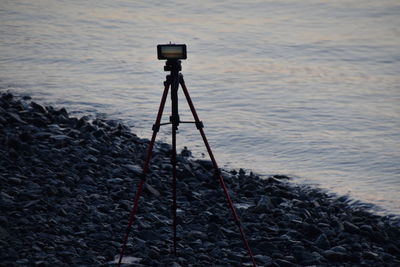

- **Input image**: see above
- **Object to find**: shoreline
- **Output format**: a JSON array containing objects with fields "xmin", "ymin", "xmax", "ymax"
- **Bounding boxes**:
[{"xmin": 1, "ymin": 92, "xmax": 399, "ymax": 266}]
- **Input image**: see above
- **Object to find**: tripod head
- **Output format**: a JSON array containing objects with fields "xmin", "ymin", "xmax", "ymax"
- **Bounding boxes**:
[{"xmin": 164, "ymin": 59, "xmax": 182, "ymax": 73}]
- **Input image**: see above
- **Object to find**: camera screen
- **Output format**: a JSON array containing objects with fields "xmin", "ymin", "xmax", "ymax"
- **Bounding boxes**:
[{"xmin": 157, "ymin": 44, "xmax": 187, "ymax": 60}]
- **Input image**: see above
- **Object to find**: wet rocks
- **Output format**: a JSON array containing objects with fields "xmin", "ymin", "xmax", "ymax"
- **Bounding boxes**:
[{"xmin": 1, "ymin": 92, "xmax": 400, "ymax": 266}]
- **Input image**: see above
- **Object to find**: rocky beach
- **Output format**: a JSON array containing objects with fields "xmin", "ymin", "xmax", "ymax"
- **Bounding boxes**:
[{"xmin": 1, "ymin": 92, "xmax": 399, "ymax": 266}]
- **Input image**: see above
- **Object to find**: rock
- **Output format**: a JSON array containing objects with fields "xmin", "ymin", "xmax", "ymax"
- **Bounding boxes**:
[
  {"xmin": 33, "ymin": 132, "xmax": 51, "ymax": 139},
  {"xmin": 148, "ymin": 249, "xmax": 159, "ymax": 259},
  {"xmin": 196, "ymin": 159, "xmax": 213, "ymax": 170},
  {"xmin": 123, "ymin": 164, "xmax": 142, "ymax": 175},
  {"xmin": 0, "ymin": 114, "xmax": 6, "ymax": 124},
  {"xmin": 6, "ymin": 136, "xmax": 21, "ymax": 150},
  {"xmin": 363, "ymin": 251, "xmax": 378, "ymax": 260},
  {"xmin": 331, "ymin": 246, "xmax": 347, "ymax": 255},
  {"xmin": 76, "ymin": 116, "xmax": 89, "ymax": 128},
  {"xmin": 84, "ymin": 155, "xmax": 98, "ymax": 163},
  {"xmin": 8, "ymin": 112, "xmax": 27, "ymax": 124},
  {"xmin": 254, "ymin": 254, "xmax": 272, "ymax": 265},
  {"xmin": 187, "ymin": 230, "xmax": 207, "ymax": 240},
  {"xmin": 323, "ymin": 249, "xmax": 345, "ymax": 262},
  {"xmin": 145, "ymin": 183, "xmax": 160, "ymax": 197},
  {"xmin": 161, "ymin": 163, "xmax": 172, "ymax": 171},
  {"xmin": 272, "ymin": 175, "xmax": 290, "ymax": 180},
  {"xmin": 255, "ymin": 195, "xmax": 274, "ymax": 212},
  {"xmin": 180, "ymin": 146, "xmax": 192, "ymax": 157},
  {"xmin": 19, "ymin": 131, "xmax": 33, "ymax": 142},
  {"xmin": 137, "ymin": 230, "xmax": 159, "ymax": 241},
  {"xmin": 267, "ymin": 177, "xmax": 282, "ymax": 184},
  {"xmin": 93, "ymin": 129, "xmax": 106, "ymax": 138},
  {"xmin": 315, "ymin": 233, "xmax": 330, "ymax": 249},
  {"xmin": 300, "ymin": 251, "xmax": 323, "ymax": 265},
  {"xmin": 387, "ymin": 243, "xmax": 400, "ymax": 255},
  {"xmin": 275, "ymin": 259, "xmax": 294, "ymax": 266},
  {"xmin": 303, "ymin": 222, "xmax": 322, "ymax": 238},
  {"xmin": 344, "ymin": 221, "xmax": 360, "ymax": 233},
  {"xmin": 31, "ymin": 102, "xmax": 47, "ymax": 113},
  {"xmin": 360, "ymin": 224, "xmax": 373, "ymax": 233},
  {"xmin": 0, "ymin": 226, "xmax": 10, "ymax": 240},
  {"xmin": 8, "ymin": 177, "xmax": 22, "ymax": 184},
  {"xmin": 50, "ymin": 134, "xmax": 72, "ymax": 141},
  {"xmin": 58, "ymin": 107, "xmax": 68, "ymax": 117},
  {"xmin": 16, "ymin": 259, "xmax": 29, "ymax": 265}
]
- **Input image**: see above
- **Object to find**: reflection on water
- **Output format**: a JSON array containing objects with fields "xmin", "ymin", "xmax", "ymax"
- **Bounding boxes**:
[{"xmin": 0, "ymin": 0, "xmax": 399, "ymax": 215}]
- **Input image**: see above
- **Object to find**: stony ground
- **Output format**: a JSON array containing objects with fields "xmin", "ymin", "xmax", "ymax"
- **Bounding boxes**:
[{"xmin": 1, "ymin": 92, "xmax": 399, "ymax": 266}]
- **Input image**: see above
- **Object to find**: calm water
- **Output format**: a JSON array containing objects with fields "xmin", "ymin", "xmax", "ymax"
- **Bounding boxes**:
[{"xmin": 1, "ymin": 0, "xmax": 399, "ymax": 215}]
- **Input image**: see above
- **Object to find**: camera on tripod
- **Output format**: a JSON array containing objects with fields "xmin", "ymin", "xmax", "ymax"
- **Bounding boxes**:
[{"xmin": 157, "ymin": 44, "xmax": 187, "ymax": 60}]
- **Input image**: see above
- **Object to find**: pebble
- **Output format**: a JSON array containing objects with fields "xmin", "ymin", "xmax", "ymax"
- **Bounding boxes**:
[
  {"xmin": 343, "ymin": 220, "xmax": 360, "ymax": 233},
  {"xmin": 123, "ymin": 164, "xmax": 142, "ymax": 175},
  {"xmin": 315, "ymin": 233, "xmax": 330, "ymax": 249}
]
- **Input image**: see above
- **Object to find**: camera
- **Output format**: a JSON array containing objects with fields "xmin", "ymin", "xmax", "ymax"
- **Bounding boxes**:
[{"xmin": 157, "ymin": 44, "xmax": 187, "ymax": 60}]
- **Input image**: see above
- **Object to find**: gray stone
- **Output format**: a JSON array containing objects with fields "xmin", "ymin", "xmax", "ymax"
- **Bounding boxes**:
[
  {"xmin": 0, "ymin": 226, "xmax": 10, "ymax": 240},
  {"xmin": 360, "ymin": 224, "xmax": 373, "ymax": 232},
  {"xmin": 138, "ymin": 230, "xmax": 159, "ymax": 241},
  {"xmin": 145, "ymin": 183, "xmax": 160, "ymax": 197},
  {"xmin": 323, "ymin": 249, "xmax": 345, "ymax": 261},
  {"xmin": 31, "ymin": 102, "xmax": 47, "ymax": 113},
  {"xmin": 254, "ymin": 254, "xmax": 272, "ymax": 265},
  {"xmin": 8, "ymin": 177, "xmax": 22, "ymax": 184},
  {"xmin": 84, "ymin": 154, "xmax": 98, "ymax": 163},
  {"xmin": 344, "ymin": 221, "xmax": 360, "ymax": 233},
  {"xmin": 16, "ymin": 259, "xmax": 29, "ymax": 264},
  {"xmin": 331, "ymin": 245, "xmax": 347, "ymax": 254},
  {"xmin": 187, "ymin": 230, "xmax": 207, "ymax": 240},
  {"xmin": 275, "ymin": 259, "xmax": 294, "ymax": 266},
  {"xmin": 107, "ymin": 178, "xmax": 124, "ymax": 184},
  {"xmin": 255, "ymin": 195, "xmax": 274, "ymax": 212},
  {"xmin": 123, "ymin": 164, "xmax": 142, "ymax": 175},
  {"xmin": 315, "ymin": 233, "xmax": 330, "ymax": 249},
  {"xmin": 196, "ymin": 159, "xmax": 213, "ymax": 170},
  {"xmin": 8, "ymin": 112, "xmax": 27, "ymax": 124},
  {"xmin": 363, "ymin": 251, "xmax": 378, "ymax": 260}
]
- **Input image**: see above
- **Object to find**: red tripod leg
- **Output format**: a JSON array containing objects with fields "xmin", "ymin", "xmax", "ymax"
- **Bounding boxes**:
[
  {"xmin": 117, "ymin": 81, "xmax": 170, "ymax": 267},
  {"xmin": 179, "ymin": 78, "xmax": 257, "ymax": 267}
]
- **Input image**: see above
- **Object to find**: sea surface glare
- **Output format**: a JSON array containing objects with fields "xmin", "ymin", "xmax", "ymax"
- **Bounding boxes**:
[{"xmin": 1, "ymin": 0, "xmax": 399, "ymax": 215}]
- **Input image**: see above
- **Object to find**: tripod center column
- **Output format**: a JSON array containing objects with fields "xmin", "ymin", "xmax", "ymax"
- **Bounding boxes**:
[{"xmin": 166, "ymin": 59, "xmax": 181, "ymax": 130}]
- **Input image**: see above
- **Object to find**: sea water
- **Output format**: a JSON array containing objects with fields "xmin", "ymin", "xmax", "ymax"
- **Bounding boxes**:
[{"xmin": 1, "ymin": 0, "xmax": 399, "ymax": 215}]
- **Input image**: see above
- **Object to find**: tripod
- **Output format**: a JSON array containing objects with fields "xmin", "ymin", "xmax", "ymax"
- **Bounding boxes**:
[{"xmin": 118, "ymin": 59, "xmax": 257, "ymax": 266}]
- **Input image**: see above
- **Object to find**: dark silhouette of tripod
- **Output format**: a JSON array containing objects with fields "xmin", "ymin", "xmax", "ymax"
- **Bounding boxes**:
[{"xmin": 118, "ymin": 59, "xmax": 257, "ymax": 266}]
